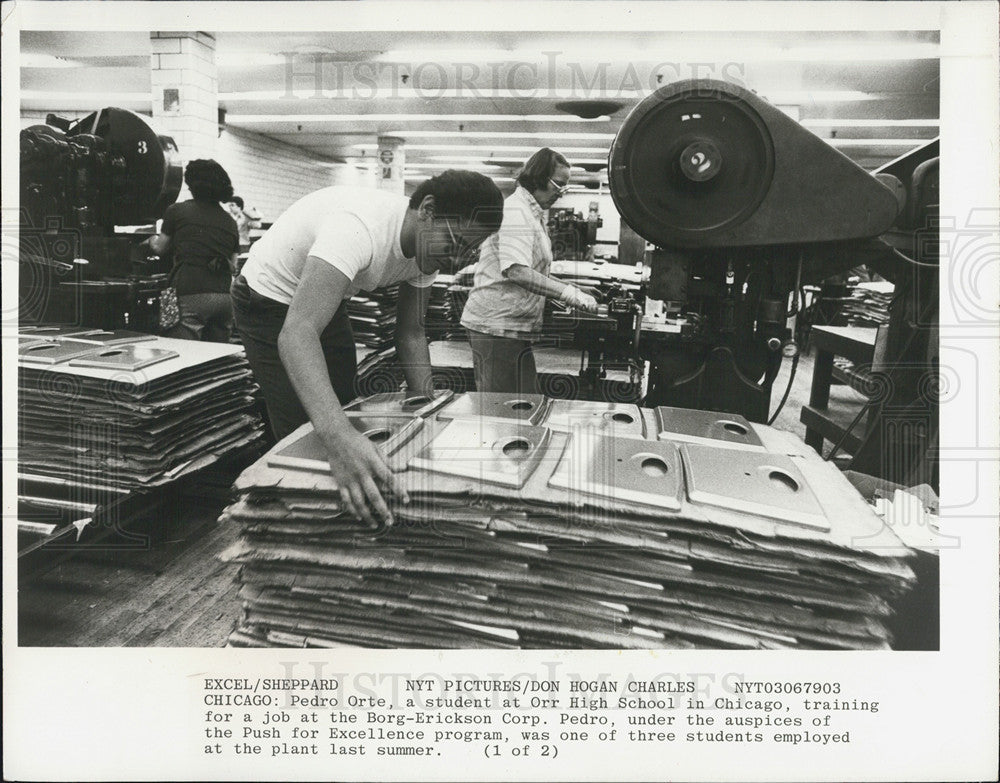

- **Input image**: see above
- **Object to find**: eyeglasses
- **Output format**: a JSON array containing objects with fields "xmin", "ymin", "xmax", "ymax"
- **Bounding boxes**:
[
  {"xmin": 443, "ymin": 219, "xmax": 488, "ymax": 256},
  {"xmin": 549, "ymin": 178, "xmax": 571, "ymax": 195}
]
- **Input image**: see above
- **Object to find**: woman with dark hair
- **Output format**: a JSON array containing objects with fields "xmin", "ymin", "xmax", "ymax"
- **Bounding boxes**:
[
  {"xmin": 148, "ymin": 159, "xmax": 239, "ymax": 342},
  {"xmin": 460, "ymin": 147, "xmax": 598, "ymax": 394}
]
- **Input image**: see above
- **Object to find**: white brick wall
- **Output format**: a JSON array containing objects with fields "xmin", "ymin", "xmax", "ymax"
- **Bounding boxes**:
[{"xmin": 215, "ymin": 125, "xmax": 360, "ymax": 220}]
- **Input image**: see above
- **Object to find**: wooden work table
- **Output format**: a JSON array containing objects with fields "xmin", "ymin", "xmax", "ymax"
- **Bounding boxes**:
[{"xmin": 800, "ymin": 325, "xmax": 878, "ymax": 454}]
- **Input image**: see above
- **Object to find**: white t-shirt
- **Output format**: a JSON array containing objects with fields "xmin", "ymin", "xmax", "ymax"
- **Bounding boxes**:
[{"xmin": 242, "ymin": 187, "xmax": 436, "ymax": 304}]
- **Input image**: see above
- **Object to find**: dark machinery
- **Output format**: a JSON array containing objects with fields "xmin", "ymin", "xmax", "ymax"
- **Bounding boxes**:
[
  {"xmin": 594, "ymin": 80, "xmax": 912, "ymax": 420},
  {"xmin": 19, "ymin": 107, "xmax": 182, "ymax": 330},
  {"xmin": 578, "ymin": 78, "xmax": 939, "ymax": 489},
  {"xmin": 548, "ymin": 202, "xmax": 603, "ymax": 260}
]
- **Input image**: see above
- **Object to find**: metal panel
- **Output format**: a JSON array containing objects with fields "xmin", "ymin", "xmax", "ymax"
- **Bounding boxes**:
[
  {"xmin": 19, "ymin": 325, "xmax": 101, "ymax": 339},
  {"xmin": 548, "ymin": 431, "xmax": 682, "ymax": 510},
  {"xmin": 69, "ymin": 345, "xmax": 179, "ymax": 372},
  {"xmin": 269, "ymin": 417, "xmax": 424, "ymax": 472},
  {"xmin": 60, "ymin": 329, "xmax": 158, "ymax": 346},
  {"xmin": 408, "ymin": 419, "xmax": 550, "ymax": 488},
  {"xmin": 17, "ymin": 335, "xmax": 55, "ymax": 348},
  {"xmin": 343, "ymin": 390, "xmax": 454, "ymax": 418},
  {"xmin": 543, "ymin": 399, "xmax": 645, "ymax": 438},
  {"xmin": 436, "ymin": 392, "xmax": 550, "ymax": 425},
  {"xmin": 655, "ymin": 406, "xmax": 765, "ymax": 451},
  {"xmin": 18, "ymin": 341, "xmax": 101, "ymax": 365},
  {"xmin": 680, "ymin": 443, "xmax": 829, "ymax": 530}
]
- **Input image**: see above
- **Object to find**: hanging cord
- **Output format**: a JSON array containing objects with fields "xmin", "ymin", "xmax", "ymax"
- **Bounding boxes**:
[
  {"xmin": 767, "ymin": 349, "xmax": 800, "ymax": 426},
  {"xmin": 767, "ymin": 253, "xmax": 804, "ymax": 425}
]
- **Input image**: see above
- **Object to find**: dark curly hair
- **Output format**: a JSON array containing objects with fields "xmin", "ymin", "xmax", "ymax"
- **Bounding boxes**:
[
  {"xmin": 516, "ymin": 148, "xmax": 570, "ymax": 192},
  {"xmin": 409, "ymin": 170, "xmax": 503, "ymax": 232},
  {"xmin": 185, "ymin": 159, "xmax": 234, "ymax": 202}
]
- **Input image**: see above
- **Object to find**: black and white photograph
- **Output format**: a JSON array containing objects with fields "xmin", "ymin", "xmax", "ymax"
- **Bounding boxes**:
[{"xmin": 3, "ymin": 1, "xmax": 997, "ymax": 781}]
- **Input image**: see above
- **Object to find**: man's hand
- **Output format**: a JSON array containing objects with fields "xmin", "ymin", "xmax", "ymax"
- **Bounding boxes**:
[
  {"xmin": 319, "ymin": 424, "xmax": 410, "ymax": 527},
  {"xmin": 559, "ymin": 284, "xmax": 600, "ymax": 314}
]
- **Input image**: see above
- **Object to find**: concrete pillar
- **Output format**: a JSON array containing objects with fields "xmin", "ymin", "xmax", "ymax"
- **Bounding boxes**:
[
  {"xmin": 150, "ymin": 32, "xmax": 219, "ymax": 165},
  {"xmin": 376, "ymin": 136, "xmax": 405, "ymax": 194}
]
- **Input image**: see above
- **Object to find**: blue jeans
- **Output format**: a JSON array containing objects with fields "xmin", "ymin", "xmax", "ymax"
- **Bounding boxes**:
[
  {"xmin": 165, "ymin": 292, "xmax": 233, "ymax": 343},
  {"xmin": 465, "ymin": 327, "xmax": 539, "ymax": 395},
  {"xmin": 231, "ymin": 275, "xmax": 357, "ymax": 441}
]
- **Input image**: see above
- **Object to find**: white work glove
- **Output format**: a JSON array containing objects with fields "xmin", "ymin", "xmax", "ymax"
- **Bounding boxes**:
[{"xmin": 559, "ymin": 284, "xmax": 599, "ymax": 314}]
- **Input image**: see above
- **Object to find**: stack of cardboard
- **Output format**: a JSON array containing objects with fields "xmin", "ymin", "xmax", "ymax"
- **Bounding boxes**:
[
  {"xmin": 18, "ymin": 329, "xmax": 264, "ymax": 491},
  {"xmin": 424, "ymin": 274, "xmax": 463, "ymax": 339},
  {"xmin": 841, "ymin": 282, "xmax": 895, "ymax": 328},
  {"xmin": 221, "ymin": 393, "xmax": 916, "ymax": 650},
  {"xmin": 347, "ymin": 286, "xmax": 399, "ymax": 349}
]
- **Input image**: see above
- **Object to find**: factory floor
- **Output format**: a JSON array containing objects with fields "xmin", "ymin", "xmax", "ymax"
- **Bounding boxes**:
[{"xmin": 17, "ymin": 347, "xmax": 872, "ymax": 648}]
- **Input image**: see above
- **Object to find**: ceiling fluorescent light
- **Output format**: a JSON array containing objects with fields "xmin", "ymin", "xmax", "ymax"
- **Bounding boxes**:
[
  {"xmin": 763, "ymin": 91, "xmax": 877, "ymax": 103},
  {"xmin": 801, "ymin": 119, "xmax": 940, "ymax": 128},
  {"xmin": 224, "ymin": 114, "xmax": 611, "ymax": 123},
  {"xmin": 826, "ymin": 138, "xmax": 928, "ymax": 147},
  {"xmin": 215, "ymin": 52, "xmax": 288, "ymax": 68},
  {"xmin": 384, "ymin": 131, "xmax": 616, "ymax": 140},
  {"xmin": 408, "ymin": 157, "xmax": 610, "ymax": 167},
  {"xmin": 220, "ymin": 88, "xmax": 643, "ymax": 101},
  {"xmin": 405, "ymin": 174, "xmax": 516, "ymax": 182},
  {"xmin": 375, "ymin": 43, "xmax": 937, "ymax": 64},
  {"xmin": 20, "ymin": 53, "xmax": 81, "ymax": 68},
  {"xmin": 222, "ymin": 88, "xmax": 876, "ymax": 103},
  {"xmin": 21, "ymin": 90, "xmax": 151, "ymax": 104},
  {"xmin": 356, "ymin": 144, "xmax": 609, "ymax": 154}
]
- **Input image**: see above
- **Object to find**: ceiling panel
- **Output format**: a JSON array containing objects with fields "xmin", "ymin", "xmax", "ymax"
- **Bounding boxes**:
[{"xmin": 20, "ymin": 27, "xmax": 939, "ymax": 177}]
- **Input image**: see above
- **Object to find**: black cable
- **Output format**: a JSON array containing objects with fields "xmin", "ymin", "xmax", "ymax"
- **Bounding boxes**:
[{"xmin": 767, "ymin": 350, "xmax": 799, "ymax": 426}]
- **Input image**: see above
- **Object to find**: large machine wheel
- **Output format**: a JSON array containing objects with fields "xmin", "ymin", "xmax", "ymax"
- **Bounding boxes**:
[{"xmin": 609, "ymin": 80, "xmax": 776, "ymax": 248}]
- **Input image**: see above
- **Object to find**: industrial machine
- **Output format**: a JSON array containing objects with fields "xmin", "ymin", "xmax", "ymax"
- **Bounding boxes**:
[
  {"xmin": 547, "ymin": 203, "xmax": 603, "ymax": 260},
  {"xmin": 19, "ymin": 107, "xmax": 183, "ymax": 331},
  {"xmin": 555, "ymin": 78, "xmax": 938, "ymax": 488}
]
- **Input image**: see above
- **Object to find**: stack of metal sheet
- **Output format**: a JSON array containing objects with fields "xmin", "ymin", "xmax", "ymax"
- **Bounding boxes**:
[
  {"xmin": 424, "ymin": 274, "xmax": 463, "ymax": 339},
  {"xmin": 841, "ymin": 282, "xmax": 894, "ymax": 328},
  {"xmin": 221, "ymin": 393, "xmax": 916, "ymax": 650},
  {"xmin": 18, "ymin": 328, "xmax": 265, "ymax": 491}
]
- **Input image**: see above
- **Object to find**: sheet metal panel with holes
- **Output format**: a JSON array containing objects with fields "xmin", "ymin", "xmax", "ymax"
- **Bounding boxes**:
[
  {"xmin": 408, "ymin": 418, "xmax": 550, "ymax": 488},
  {"xmin": 59, "ymin": 329, "xmax": 158, "ymax": 346},
  {"xmin": 269, "ymin": 417, "xmax": 424, "ymax": 472},
  {"xmin": 69, "ymin": 345, "xmax": 179, "ymax": 372},
  {"xmin": 343, "ymin": 389, "xmax": 453, "ymax": 418},
  {"xmin": 435, "ymin": 392, "xmax": 551, "ymax": 425},
  {"xmin": 19, "ymin": 325, "xmax": 101, "ymax": 339},
  {"xmin": 18, "ymin": 340, "xmax": 102, "ymax": 364},
  {"xmin": 680, "ymin": 443, "xmax": 829, "ymax": 531},
  {"xmin": 655, "ymin": 406, "xmax": 765, "ymax": 451},
  {"xmin": 548, "ymin": 431, "xmax": 683, "ymax": 510},
  {"xmin": 543, "ymin": 399, "xmax": 646, "ymax": 437}
]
